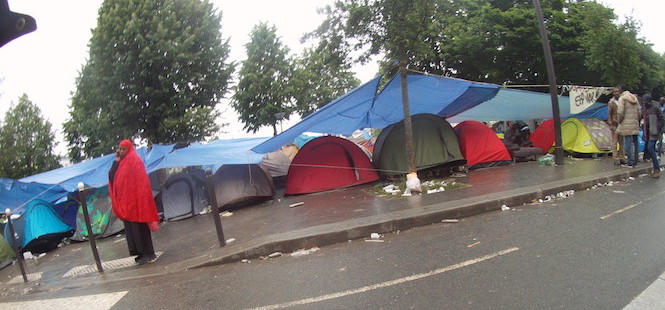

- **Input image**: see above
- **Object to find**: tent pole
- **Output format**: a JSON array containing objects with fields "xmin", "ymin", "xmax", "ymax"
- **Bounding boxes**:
[{"xmin": 533, "ymin": 0, "xmax": 564, "ymax": 165}]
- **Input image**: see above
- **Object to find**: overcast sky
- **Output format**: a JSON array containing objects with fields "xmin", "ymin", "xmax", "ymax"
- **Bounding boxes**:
[{"xmin": 0, "ymin": 0, "xmax": 662, "ymax": 156}]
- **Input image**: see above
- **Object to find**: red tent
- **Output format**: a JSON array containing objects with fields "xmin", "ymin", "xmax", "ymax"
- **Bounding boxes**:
[
  {"xmin": 530, "ymin": 119, "xmax": 557, "ymax": 154},
  {"xmin": 285, "ymin": 136, "xmax": 379, "ymax": 195},
  {"xmin": 454, "ymin": 121, "xmax": 512, "ymax": 169}
]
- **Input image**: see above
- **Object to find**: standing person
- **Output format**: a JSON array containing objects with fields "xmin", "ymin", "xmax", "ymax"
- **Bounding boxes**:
[
  {"xmin": 607, "ymin": 87, "xmax": 625, "ymax": 165},
  {"xmin": 616, "ymin": 86, "xmax": 641, "ymax": 167},
  {"xmin": 108, "ymin": 139, "xmax": 160, "ymax": 265},
  {"xmin": 641, "ymin": 93, "xmax": 664, "ymax": 178},
  {"xmin": 658, "ymin": 96, "xmax": 665, "ymax": 157}
]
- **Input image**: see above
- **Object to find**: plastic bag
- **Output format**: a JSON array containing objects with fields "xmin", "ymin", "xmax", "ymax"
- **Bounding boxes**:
[
  {"xmin": 537, "ymin": 154, "xmax": 555, "ymax": 165},
  {"xmin": 148, "ymin": 221, "xmax": 160, "ymax": 231}
]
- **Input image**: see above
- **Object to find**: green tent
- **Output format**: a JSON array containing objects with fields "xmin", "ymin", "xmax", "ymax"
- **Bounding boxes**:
[
  {"xmin": 372, "ymin": 114, "xmax": 467, "ymax": 176},
  {"xmin": 561, "ymin": 117, "xmax": 613, "ymax": 155},
  {"xmin": 1, "ymin": 230, "xmax": 17, "ymax": 268},
  {"xmin": 71, "ymin": 186, "xmax": 125, "ymax": 241}
]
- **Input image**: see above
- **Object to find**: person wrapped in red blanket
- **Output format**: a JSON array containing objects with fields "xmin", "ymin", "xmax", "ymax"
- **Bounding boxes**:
[{"xmin": 108, "ymin": 139, "xmax": 159, "ymax": 265}]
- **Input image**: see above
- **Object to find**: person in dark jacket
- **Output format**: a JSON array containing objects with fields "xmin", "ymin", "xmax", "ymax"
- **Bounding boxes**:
[{"xmin": 641, "ymin": 93, "xmax": 664, "ymax": 178}]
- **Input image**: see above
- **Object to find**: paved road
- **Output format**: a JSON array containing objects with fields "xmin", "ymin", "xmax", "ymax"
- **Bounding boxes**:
[{"xmin": 2, "ymin": 174, "xmax": 665, "ymax": 309}]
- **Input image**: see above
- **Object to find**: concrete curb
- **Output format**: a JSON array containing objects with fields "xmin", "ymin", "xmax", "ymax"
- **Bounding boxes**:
[{"xmin": 186, "ymin": 165, "xmax": 652, "ymax": 269}]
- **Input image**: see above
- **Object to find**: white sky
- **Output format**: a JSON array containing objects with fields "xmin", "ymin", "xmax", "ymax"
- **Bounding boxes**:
[{"xmin": 0, "ymin": 0, "xmax": 662, "ymax": 156}]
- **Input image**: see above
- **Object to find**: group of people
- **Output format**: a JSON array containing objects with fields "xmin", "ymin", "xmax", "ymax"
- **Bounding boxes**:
[{"xmin": 607, "ymin": 86, "xmax": 665, "ymax": 178}]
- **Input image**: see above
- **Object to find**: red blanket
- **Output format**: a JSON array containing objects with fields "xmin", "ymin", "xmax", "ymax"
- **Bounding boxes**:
[{"xmin": 109, "ymin": 140, "xmax": 159, "ymax": 223}]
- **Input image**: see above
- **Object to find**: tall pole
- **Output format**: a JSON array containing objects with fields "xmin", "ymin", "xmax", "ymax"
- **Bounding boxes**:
[
  {"xmin": 205, "ymin": 169, "xmax": 226, "ymax": 247},
  {"xmin": 77, "ymin": 183, "xmax": 104, "ymax": 273},
  {"xmin": 533, "ymin": 0, "xmax": 564, "ymax": 165},
  {"xmin": 399, "ymin": 59, "xmax": 417, "ymax": 173},
  {"xmin": 5, "ymin": 208, "xmax": 28, "ymax": 283}
]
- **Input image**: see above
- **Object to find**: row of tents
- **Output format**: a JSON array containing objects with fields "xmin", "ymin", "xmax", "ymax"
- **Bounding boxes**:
[{"xmin": 1, "ymin": 72, "xmax": 617, "ymax": 263}]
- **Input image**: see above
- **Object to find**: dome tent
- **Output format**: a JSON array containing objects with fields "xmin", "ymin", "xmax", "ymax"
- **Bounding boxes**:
[{"xmin": 373, "ymin": 114, "xmax": 466, "ymax": 176}]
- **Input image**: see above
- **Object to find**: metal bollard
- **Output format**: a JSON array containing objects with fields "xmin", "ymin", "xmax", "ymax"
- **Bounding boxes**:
[
  {"xmin": 5, "ymin": 208, "xmax": 28, "ymax": 283},
  {"xmin": 77, "ymin": 183, "xmax": 104, "ymax": 273},
  {"xmin": 205, "ymin": 169, "xmax": 226, "ymax": 247}
]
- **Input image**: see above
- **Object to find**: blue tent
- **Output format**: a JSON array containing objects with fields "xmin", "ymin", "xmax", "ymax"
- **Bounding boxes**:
[
  {"xmin": 4, "ymin": 199, "xmax": 75, "ymax": 254},
  {"xmin": 252, "ymin": 74, "xmax": 500, "ymax": 153}
]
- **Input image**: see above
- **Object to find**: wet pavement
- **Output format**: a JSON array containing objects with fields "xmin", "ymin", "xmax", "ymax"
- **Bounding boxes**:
[{"xmin": 0, "ymin": 156, "xmax": 657, "ymax": 292}]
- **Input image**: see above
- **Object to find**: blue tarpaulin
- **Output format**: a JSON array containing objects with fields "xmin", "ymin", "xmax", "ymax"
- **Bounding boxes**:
[
  {"xmin": 448, "ymin": 88, "xmax": 608, "ymax": 123},
  {"xmin": 252, "ymin": 74, "xmax": 500, "ymax": 153},
  {"xmin": 0, "ymin": 178, "xmax": 69, "ymax": 214},
  {"xmin": 253, "ymin": 74, "xmax": 609, "ymax": 153},
  {"xmin": 17, "ymin": 138, "xmax": 267, "ymax": 195},
  {"xmin": 149, "ymin": 137, "xmax": 268, "ymax": 172}
]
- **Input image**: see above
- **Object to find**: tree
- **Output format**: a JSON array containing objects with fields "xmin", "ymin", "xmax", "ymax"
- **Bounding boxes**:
[
  {"xmin": 0, "ymin": 94, "xmax": 60, "ymax": 179},
  {"xmin": 64, "ymin": 0, "xmax": 234, "ymax": 162},
  {"xmin": 232, "ymin": 22, "xmax": 293, "ymax": 136},
  {"xmin": 311, "ymin": 0, "xmax": 442, "ymax": 174},
  {"xmin": 291, "ymin": 43, "xmax": 360, "ymax": 117}
]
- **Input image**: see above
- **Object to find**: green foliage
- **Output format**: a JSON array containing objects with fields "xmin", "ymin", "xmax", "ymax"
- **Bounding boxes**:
[
  {"xmin": 232, "ymin": 23, "xmax": 293, "ymax": 135},
  {"xmin": 65, "ymin": 0, "xmax": 234, "ymax": 162},
  {"xmin": 312, "ymin": 0, "xmax": 665, "ymax": 96},
  {"xmin": 0, "ymin": 94, "xmax": 61, "ymax": 179},
  {"xmin": 291, "ymin": 45, "xmax": 360, "ymax": 117}
]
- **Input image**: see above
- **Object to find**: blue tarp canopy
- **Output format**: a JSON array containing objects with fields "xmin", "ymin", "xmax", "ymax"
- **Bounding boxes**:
[
  {"xmin": 0, "ymin": 178, "xmax": 69, "ymax": 214},
  {"xmin": 447, "ymin": 88, "xmax": 608, "ymax": 123},
  {"xmin": 17, "ymin": 138, "xmax": 267, "ymax": 195},
  {"xmin": 253, "ymin": 74, "xmax": 610, "ymax": 153},
  {"xmin": 252, "ymin": 74, "xmax": 500, "ymax": 153},
  {"xmin": 19, "ymin": 144, "xmax": 177, "ymax": 192},
  {"xmin": 19, "ymin": 153, "xmax": 118, "ymax": 192},
  {"xmin": 149, "ymin": 137, "xmax": 268, "ymax": 172}
]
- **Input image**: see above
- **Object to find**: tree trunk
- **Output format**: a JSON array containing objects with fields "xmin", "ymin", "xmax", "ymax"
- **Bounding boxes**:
[{"xmin": 399, "ymin": 60, "xmax": 417, "ymax": 173}]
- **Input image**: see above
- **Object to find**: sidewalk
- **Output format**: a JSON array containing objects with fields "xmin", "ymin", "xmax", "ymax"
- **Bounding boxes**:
[{"xmin": 0, "ymin": 156, "xmax": 656, "ymax": 292}]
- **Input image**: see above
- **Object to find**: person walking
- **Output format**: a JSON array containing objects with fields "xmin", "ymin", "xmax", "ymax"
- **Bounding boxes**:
[
  {"xmin": 615, "ymin": 86, "xmax": 641, "ymax": 167},
  {"xmin": 607, "ymin": 87, "xmax": 625, "ymax": 165},
  {"xmin": 108, "ymin": 139, "xmax": 160, "ymax": 265},
  {"xmin": 641, "ymin": 93, "xmax": 664, "ymax": 178}
]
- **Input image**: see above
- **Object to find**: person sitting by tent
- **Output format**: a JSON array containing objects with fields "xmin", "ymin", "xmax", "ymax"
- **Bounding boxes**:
[
  {"xmin": 503, "ymin": 121, "xmax": 543, "ymax": 162},
  {"xmin": 109, "ymin": 140, "xmax": 160, "ymax": 265},
  {"xmin": 503, "ymin": 121, "xmax": 533, "ymax": 150}
]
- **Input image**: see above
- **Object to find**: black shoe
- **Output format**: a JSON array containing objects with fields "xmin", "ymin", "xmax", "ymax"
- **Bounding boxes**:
[
  {"xmin": 134, "ymin": 255, "xmax": 142, "ymax": 262},
  {"xmin": 137, "ymin": 254, "xmax": 157, "ymax": 265}
]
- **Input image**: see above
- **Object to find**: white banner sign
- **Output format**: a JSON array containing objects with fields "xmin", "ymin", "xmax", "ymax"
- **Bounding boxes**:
[{"xmin": 569, "ymin": 86, "xmax": 612, "ymax": 114}]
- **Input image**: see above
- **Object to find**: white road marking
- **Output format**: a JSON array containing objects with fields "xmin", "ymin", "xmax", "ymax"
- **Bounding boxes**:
[
  {"xmin": 0, "ymin": 291, "xmax": 128, "ymax": 310},
  {"xmin": 62, "ymin": 251, "xmax": 163, "ymax": 277},
  {"xmin": 245, "ymin": 247, "xmax": 520, "ymax": 310},
  {"xmin": 623, "ymin": 271, "xmax": 665, "ymax": 310},
  {"xmin": 601, "ymin": 191, "xmax": 665, "ymax": 220},
  {"xmin": 6, "ymin": 272, "xmax": 42, "ymax": 284}
]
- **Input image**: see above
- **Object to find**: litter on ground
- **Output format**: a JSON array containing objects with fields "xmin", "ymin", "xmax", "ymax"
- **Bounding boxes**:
[
  {"xmin": 291, "ymin": 247, "xmax": 320, "ymax": 257},
  {"xmin": 289, "ymin": 202, "xmax": 304, "ymax": 208},
  {"xmin": 221, "ymin": 211, "xmax": 233, "ymax": 217}
]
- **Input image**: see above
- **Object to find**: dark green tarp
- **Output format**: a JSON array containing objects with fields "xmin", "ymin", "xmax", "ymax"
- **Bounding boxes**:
[{"xmin": 373, "ymin": 114, "xmax": 467, "ymax": 176}]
